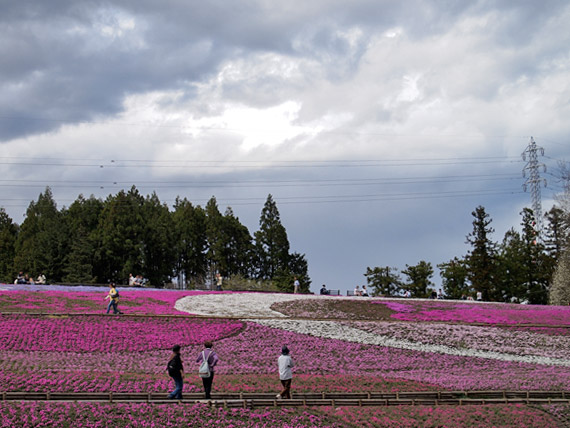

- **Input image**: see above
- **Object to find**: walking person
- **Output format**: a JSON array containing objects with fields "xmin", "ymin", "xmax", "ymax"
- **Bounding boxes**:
[
  {"xmin": 167, "ymin": 345, "xmax": 184, "ymax": 399},
  {"xmin": 276, "ymin": 345, "xmax": 294, "ymax": 399},
  {"xmin": 104, "ymin": 283, "xmax": 120, "ymax": 314},
  {"xmin": 196, "ymin": 341, "xmax": 219, "ymax": 399}
]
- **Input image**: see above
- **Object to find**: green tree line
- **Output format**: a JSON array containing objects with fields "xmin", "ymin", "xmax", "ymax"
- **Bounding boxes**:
[
  {"xmin": 365, "ymin": 205, "xmax": 569, "ymax": 304},
  {"xmin": 0, "ymin": 187, "xmax": 310, "ymax": 291}
]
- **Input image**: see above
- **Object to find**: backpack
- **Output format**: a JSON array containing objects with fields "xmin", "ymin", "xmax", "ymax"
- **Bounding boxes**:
[{"xmin": 198, "ymin": 351, "xmax": 211, "ymax": 378}]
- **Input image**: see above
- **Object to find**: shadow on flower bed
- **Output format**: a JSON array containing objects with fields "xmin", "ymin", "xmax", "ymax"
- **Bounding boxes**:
[{"xmin": 271, "ymin": 299, "xmax": 396, "ymax": 320}]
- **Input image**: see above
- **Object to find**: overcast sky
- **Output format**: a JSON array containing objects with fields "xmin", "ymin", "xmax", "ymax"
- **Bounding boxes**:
[{"xmin": 1, "ymin": 0, "xmax": 569, "ymax": 292}]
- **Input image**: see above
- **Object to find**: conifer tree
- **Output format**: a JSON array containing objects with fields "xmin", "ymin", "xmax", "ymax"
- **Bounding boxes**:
[
  {"xmin": 254, "ymin": 194, "xmax": 290, "ymax": 280},
  {"xmin": 364, "ymin": 266, "xmax": 402, "ymax": 296},
  {"xmin": 550, "ymin": 248, "xmax": 570, "ymax": 305},
  {"xmin": 466, "ymin": 206, "xmax": 498, "ymax": 301},
  {"xmin": 519, "ymin": 208, "xmax": 550, "ymax": 304},
  {"xmin": 438, "ymin": 257, "xmax": 469, "ymax": 299},
  {"xmin": 496, "ymin": 228, "xmax": 527, "ymax": 302},
  {"xmin": 63, "ymin": 225, "xmax": 96, "ymax": 283},
  {"xmin": 96, "ymin": 186, "xmax": 145, "ymax": 283},
  {"xmin": 0, "ymin": 208, "xmax": 18, "ymax": 282},
  {"xmin": 140, "ymin": 192, "xmax": 175, "ymax": 286},
  {"xmin": 63, "ymin": 195, "xmax": 103, "ymax": 283},
  {"xmin": 172, "ymin": 198, "xmax": 207, "ymax": 286},
  {"xmin": 543, "ymin": 206, "xmax": 569, "ymax": 260},
  {"xmin": 286, "ymin": 252, "xmax": 311, "ymax": 292},
  {"xmin": 205, "ymin": 196, "xmax": 225, "ymax": 281},
  {"xmin": 401, "ymin": 261, "xmax": 434, "ymax": 298},
  {"xmin": 14, "ymin": 188, "xmax": 67, "ymax": 281},
  {"xmin": 222, "ymin": 207, "xmax": 253, "ymax": 277}
]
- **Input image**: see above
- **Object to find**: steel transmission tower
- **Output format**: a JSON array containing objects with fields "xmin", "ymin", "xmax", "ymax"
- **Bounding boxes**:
[{"xmin": 521, "ymin": 136, "xmax": 547, "ymax": 237}]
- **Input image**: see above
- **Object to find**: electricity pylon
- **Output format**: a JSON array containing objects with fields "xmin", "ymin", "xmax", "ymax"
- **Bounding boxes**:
[{"xmin": 522, "ymin": 136, "xmax": 547, "ymax": 238}]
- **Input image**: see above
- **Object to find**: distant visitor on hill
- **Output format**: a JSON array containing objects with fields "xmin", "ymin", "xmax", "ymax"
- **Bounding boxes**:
[
  {"xmin": 320, "ymin": 284, "xmax": 329, "ymax": 295},
  {"xmin": 293, "ymin": 277, "xmax": 300, "ymax": 294}
]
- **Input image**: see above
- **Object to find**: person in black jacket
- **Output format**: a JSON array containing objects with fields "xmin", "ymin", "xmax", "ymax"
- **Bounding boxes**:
[{"xmin": 167, "ymin": 345, "xmax": 184, "ymax": 399}]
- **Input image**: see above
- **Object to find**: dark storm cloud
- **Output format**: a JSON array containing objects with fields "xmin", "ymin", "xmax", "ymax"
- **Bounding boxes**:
[
  {"xmin": 1, "ymin": 0, "xmax": 568, "ymax": 142},
  {"xmin": 0, "ymin": 1, "xmax": 464, "ymax": 141}
]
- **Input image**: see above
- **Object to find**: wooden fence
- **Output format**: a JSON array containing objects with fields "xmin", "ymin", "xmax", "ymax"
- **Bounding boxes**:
[{"xmin": 2, "ymin": 390, "xmax": 569, "ymax": 408}]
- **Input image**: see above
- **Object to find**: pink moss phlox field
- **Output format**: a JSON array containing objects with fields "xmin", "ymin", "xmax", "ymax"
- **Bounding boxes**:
[
  {"xmin": 0, "ymin": 370, "xmax": 202, "ymax": 393},
  {"xmin": 0, "ymin": 289, "xmax": 224, "ymax": 315},
  {"xmin": 0, "ymin": 402, "xmax": 344, "ymax": 428},
  {"xmin": 380, "ymin": 300, "xmax": 570, "ymax": 326},
  {"xmin": 330, "ymin": 404, "xmax": 563, "ymax": 428},
  {"xmin": 211, "ymin": 323, "xmax": 570, "ymax": 391},
  {"xmin": 2, "ymin": 318, "xmax": 570, "ymax": 391},
  {"xmin": 0, "ymin": 314, "xmax": 243, "ymax": 352},
  {"xmin": 2, "ymin": 289, "xmax": 570, "ymax": 427},
  {"xmin": 0, "ymin": 402, "xmax": 563, "ymax": 428}
]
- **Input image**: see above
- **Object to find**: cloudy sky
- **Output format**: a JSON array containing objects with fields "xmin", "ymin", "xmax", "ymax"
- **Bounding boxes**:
[{"xmin": 2, "ymin": 0, "xmax": 570, "ymax": 292}]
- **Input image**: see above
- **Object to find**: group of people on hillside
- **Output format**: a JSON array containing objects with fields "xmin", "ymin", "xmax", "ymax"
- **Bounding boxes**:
[
  {"xmin": 166, "ymin": 341, "xmax": 294, "ymax": 401},
  {"xmin": 128, "ymin": 273, "xmax": 147, "ymax": 287},
  {"xmin": 14, "ymin": 272, "xmax": 45, "ymax": 285},
  {"xmin": 353, "ymin": 285, "xmax": 369, "ymax": 296}
]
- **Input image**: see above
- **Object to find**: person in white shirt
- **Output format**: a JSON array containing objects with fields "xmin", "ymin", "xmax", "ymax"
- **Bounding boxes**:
[{"xmin": 276, "ymin": 345, "xmax": 294, "ymax": 399}]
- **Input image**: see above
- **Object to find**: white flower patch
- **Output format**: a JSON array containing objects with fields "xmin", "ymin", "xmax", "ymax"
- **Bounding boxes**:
[
  {"xmin": 175, "ymin": 292, "xmax": 334, "ymax": 318},
  {"xmin": 351, "ymin": 321, "xmax": 570, "ymax": 360},
  {"xmin": 251, "ymin": 319, "xmax": 570, "ymax": 367}
]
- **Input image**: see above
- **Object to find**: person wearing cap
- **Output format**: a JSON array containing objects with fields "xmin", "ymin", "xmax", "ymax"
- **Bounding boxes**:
[
  {"xmin": 167, "ymin": 345, "xmax": 184, "ymax": 399},
  {"xmin": 196, "ymin": 341, "xmax": 219, "ymax": 399},
  {"xmin": 104, "ymin": 283, "xmax": 120, "ymax": 314},
  {"xmin": 276, "ymin": 345, "xmax": 294, "ymax": 399}
]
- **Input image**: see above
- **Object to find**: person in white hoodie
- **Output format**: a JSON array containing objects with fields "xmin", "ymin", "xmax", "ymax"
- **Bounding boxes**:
[{"xmin": 276, "ymin": 345, "xmax": 294, "ymax": 399}]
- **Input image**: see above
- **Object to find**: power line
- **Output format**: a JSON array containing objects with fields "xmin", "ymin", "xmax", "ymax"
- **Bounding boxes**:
[
  {"xmin": 0, "ymin": 173, "xmax": 522, "ymax": 189},
  {"xmin": 0, "ymin": 188, "xmax": 526, "ymax": 209}
]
